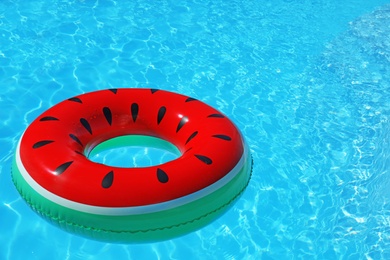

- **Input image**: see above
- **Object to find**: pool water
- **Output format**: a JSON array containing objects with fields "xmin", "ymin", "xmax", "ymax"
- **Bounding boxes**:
[{"xmin": 1, "ymin": 0, "xmax": 389, "ymax": 259}]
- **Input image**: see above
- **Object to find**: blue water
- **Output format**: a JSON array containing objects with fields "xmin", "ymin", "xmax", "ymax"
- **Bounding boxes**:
[{"xmin": 1, "ymin": 0, "xmax": 389, "ymax": 259}]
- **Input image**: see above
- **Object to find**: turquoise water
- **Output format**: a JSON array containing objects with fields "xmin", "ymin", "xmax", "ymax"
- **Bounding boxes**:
[{"xmin": 1, "ymin": 0, "xmax": 389, "ymax": 259}]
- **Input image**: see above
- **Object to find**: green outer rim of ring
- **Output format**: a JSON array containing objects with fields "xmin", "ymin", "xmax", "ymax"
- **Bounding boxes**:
[{"xmin": 12, "ymin": 138, "xmax": 252, "ymax": 243}]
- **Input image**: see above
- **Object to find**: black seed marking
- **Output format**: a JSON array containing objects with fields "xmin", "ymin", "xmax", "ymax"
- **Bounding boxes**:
[
  {"xmin": 185, "ymin": 131, "xmax": 198, "ymax": 145},
  {"xmin": 40, "ymin": 116, "xmax": 59, "ymax": 121},
  {"xmin": 195, "ymin": 154, "xmax": 213, "ymax": 165},
  {"xmin": 207, "ymin": 113, "xmax": 225, "ymax": 118},
  {"xmin": 109, "ymin": 89, "xmax": 118, "ymax": 94},
  {"xmin": 55, "ymin": 161, "xmax": 73, "ymax": 175},
  {"xmin": 176, "ymin": 116, "xmax": 189, "ymax": 133},
  {"xmin": 157, "ymin": 168, "xmax": 169, "ymax": 183},
  {"xmin": 212, "ymin": 134, "xmax": 232, "ymax": 141},
  {"xmin": 185, "ymin": 97, "xmax": 197, "ymax": 102},
  {"xmin": 103, "ymin": 107, "xmax": 112, "ymax": 125},
  {"xmin": 102, "ymin": 171, "xmax": 114, "ymax": 188},
  {"xmin": 151, "ymin": 89, "xmax": 159, "ymax": 94},
  {"xmin": 33, "ymin": 140, "xmax": 54, "ymax": 149},
  {"xmin": 68, "ymin": 97, "xmax": 82, "ymax": 103},
  {"xmin": 157, "ymin": 106, "xmax": 166, "ymax": 125},
  {"xmin": 69, "ymin": 134, "xmax": 83, "ymax": 147},
  {"xmin": 75, "ymin": 151, "xmax": 84, "ymax": 156},
  {"xmin": 80, "ymin": 118, "xmax": 92, "ymax": 134},
  {"xmin": 131, "ymin": 103, "xmax": 139, "ymax": 122}
]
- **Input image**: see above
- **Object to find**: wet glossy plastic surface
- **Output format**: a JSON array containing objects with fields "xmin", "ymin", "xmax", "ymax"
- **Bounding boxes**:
[{"xmin": 19, "ymin": 88, "xmax": 245, "ymax": 207}]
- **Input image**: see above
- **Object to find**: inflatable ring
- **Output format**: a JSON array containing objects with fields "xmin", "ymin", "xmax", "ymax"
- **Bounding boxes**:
[{"xmin": 12, "ymin": 88, "xmax": 252, "ymax": 243}]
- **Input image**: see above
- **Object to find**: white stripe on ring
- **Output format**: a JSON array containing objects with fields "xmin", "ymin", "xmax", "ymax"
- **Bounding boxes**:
[{"xmin": 15, "ymin": 131, "xmax": 249, "ymax": 216}]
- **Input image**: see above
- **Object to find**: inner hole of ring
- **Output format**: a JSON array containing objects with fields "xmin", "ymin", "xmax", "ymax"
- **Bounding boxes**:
[{"xmin": 87, "ymin": 135, "xmax": 182, "ymax": 168}]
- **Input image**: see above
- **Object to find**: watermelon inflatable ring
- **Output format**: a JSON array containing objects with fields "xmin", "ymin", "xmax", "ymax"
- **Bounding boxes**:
[{"xmin": 12, "ymin": 88, "xmax": 252, "ymax": 243}]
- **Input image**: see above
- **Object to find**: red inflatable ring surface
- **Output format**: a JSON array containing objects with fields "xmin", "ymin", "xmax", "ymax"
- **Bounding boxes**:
[{"xmin": 12, "ymin": 88, "xmax": 252, "ymax": 242}]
